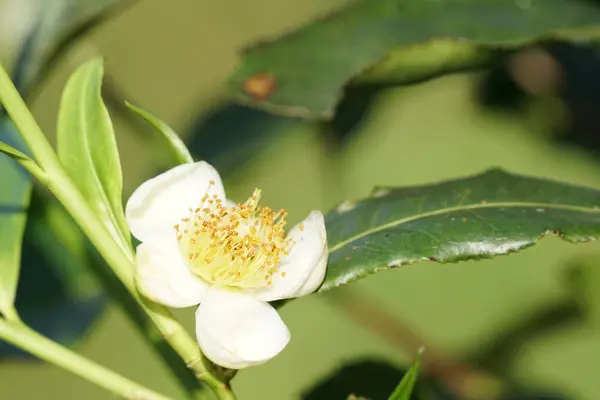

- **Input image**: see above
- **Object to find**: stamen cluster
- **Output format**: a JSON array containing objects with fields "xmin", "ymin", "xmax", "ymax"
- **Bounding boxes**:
[{"xmin": 175, "ymin": 184, "xmax": 293, "ymax": 288}]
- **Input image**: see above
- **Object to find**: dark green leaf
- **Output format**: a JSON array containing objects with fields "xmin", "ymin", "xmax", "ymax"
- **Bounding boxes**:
[
  {"xmin": 302, "ymin": 359, "xmax": 407, "ymax": 400},
  {"xmin": 125, "ymin": 101, "xmax": 194, "ymax": 165},
  {"xmin": 321, "ymin": 168, "xmax": 600, "ymax": 292},
  {"xmin": 388, "ymin": 351, "xmax": 422, "ymax": 400},
  {"xmin": 0, "ymin": 121, "xmax": 31, "ymax": 315},
  {"xmin": 57, "ymin": 58, "xmax": 130, "ymax": 251},
  {"xmin": 228, "ymin": 0, "xmax": 600, "ymax": 118}
]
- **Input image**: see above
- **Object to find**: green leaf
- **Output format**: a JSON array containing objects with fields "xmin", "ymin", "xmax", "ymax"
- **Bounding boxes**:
[
  {"xmin": 0, "ymin": 190, "xmax": 105, "ymax": 357},
  {"xmin": 302, "ymin": 358, "xmax": 409, "ymax": 400},
  {"xmin": 11, "ymin": 0, "xmax": 128, "ymax": 94},
  {"xmin": 125, "ymin": 101, "xmax": 194, "ymax": 165},
  {"xmin": 0, "ymin": 141, "xmax": 32, "ymax": 162},
  {"xmin": 57, "ymin": 58, "xmax": 129, "ymax": 250},
  {"xmin": 388, "ymin": 351, "xmax": 422, "ymax": 400},
  {"xmin": 321, "ymin": 168, "xmax": 600, "ymax": 292},
  {"xmin": 0, "ymin": 121, "xmax": 31, "ymax": 316},
  {"xmin": 228, "ymin": 0, "xmax": 600, "ymax": 118},
  {"xmin": 0, "ymin": 0, "xmax": 122, "ymax": 318},
  {"xmin": 0, "ymin": 0, "xmax": 126, "ymax": 329},
  {"xmin": 0, "ymin": 141, "xmax": 46, "ymax": 183}
]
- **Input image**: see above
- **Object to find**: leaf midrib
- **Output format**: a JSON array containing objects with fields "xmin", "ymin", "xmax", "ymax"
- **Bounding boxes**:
[{"xmin": 327, "ymin": 201, "xmax": 600, "ymax": 253}]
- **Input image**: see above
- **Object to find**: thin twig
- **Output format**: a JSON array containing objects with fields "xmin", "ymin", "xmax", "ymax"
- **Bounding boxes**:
[{"xmin": 328, "ymin": 289, "xmax": 503, "ymax": 400}]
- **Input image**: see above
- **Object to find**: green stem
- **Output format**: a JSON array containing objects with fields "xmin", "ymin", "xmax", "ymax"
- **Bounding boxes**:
[
  {"xmin": 1, "ymin": 305, "xmax": 21, "ymax": 322},
  {"xmin": 0, "ymin": 63, "xmax": 236, "ymax": 400},
  {"xmin": 0, "ymin": 319, "xmax": 174, "ymax": 400}
]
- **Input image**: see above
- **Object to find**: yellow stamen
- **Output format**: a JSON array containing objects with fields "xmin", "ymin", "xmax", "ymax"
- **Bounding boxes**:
[{"xmin": 176, "ymin": 188, "xmax": 293, "ymax": 289}]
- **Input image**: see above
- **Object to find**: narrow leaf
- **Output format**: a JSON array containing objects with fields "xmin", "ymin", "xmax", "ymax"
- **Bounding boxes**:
[
  {"xmin": 0, "ymin": 121, "xmax": 32, "ymax": 314},
  {"xmin": 57, "ymin": 58, "xmax": 129, "ymax": 250},
  {"xmin": 0, "ymin": 0, "xmax": 126, "ymax": 318},
  {"xmin": 388, "ymin": 351, "xmax": 422, "ymax": 400},
  {"xmin": 125, "ymin": 101, "xmax": 194, "ymax": 165},
  {"xmin": 229, "ymin": 0, "xmax": 600, "ymax": 118},
  {"xmin": 321, "ymin": 169, "xmax": 600, "ymax": 292},
  {"xmin": 0, "ymin": 141, "xmax": 46, "ymax": 183},
  {"xmin": 0, "ymin": 141, "xmax": 31, "ymax": 161}
]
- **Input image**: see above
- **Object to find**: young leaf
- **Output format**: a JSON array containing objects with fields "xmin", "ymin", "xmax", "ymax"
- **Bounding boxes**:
[
  {"xmin": 321, "ymin": 168, "xmax": 600, "ymax": 292},
  {"xmin": 229, "ymin": 0, "xmax": 600, "ymax": 118},
  {"xmin": 125, "ymin": 102, "xmax": 194, "ymax": 165},
  {"xmin": 0, "ymin": 0, "xmax": 126, "ymax": 317},
  {"xmin": 57, "ymin": 58, "xmax": 130, "ymax": 250},
  {"xmin": 0, "ymin": 142, "xmax": 32, "ymax": 162},
  {"xmin": 388, "ymin": 351, "xmax": 422, "ymax": 400},
  {"xmin": 0, "ymin": 121, "xmax": 32, "ymax": 315},
  {"xmin": 0, "ymin": 141, "xmax": 46, "ymax": 183}
]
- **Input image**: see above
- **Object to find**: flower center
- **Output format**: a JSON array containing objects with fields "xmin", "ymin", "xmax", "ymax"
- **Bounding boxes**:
[{"xmin": 174, "ymin": 183, "xmax": 293, "ymax": 289}]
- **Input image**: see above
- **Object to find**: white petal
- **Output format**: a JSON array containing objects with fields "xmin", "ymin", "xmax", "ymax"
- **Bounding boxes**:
[
  {"xmin": 125, "ymin": 161, "xmax": 225, "ymax": 243},
  {"xmin": 195, "ymin": 288, "xmax": 290, "ymax": 369},
  {"xmin": 135, "ymin": 241, "xmax": 208, "ymax": 308},
  {"xmin": 293, "ymin": 243, "xmax": 328, "ymax": 297},
  {"xmin": 252, "ymin": 211, "xmax": 328, "ymax": 302}
]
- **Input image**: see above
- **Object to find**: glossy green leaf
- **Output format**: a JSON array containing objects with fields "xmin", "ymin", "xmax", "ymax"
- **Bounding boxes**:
[
  {"xmin": 0, "ymin": 121, "xmax": 31, "ymax": 315},
  {"xmin": 57, "ymin": 58, "xmax": 129, "ymax": 250},
  {"xmin": 321, "ymin": 169, "xmax": 600, "ymax": 292},
  {"xmin": 125, "ymin": 101, "xmax": 194, "ymax": 165},
  {"xmin": 229, "ymin": 0, "xmax": 600, "ymax": 118},
  {"xmin": 388, "ymin": 351, "xmax": 422, "ymax": 400},
  {"xmin": 11, "ymin": 0, "xmax": 127, "ymax": 94}
]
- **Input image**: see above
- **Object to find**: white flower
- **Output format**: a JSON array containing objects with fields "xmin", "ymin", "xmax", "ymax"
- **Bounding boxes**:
[{"xmin": 125, "ymin": 161, "xmax": 328, "ymax": 369}]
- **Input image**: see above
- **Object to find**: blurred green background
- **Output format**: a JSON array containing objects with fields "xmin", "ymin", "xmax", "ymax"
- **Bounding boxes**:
[{"xmin": 2, "ymin": 0, "xmax": 600, "ymax": 399}]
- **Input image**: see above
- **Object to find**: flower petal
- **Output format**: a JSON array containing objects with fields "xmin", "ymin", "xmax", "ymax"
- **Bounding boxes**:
[
  {"xmin": 293, "ymin": 242, "xmax": 328, "ymax": 297},
  {"xmin": 135, "ymin": 241, "xmax": 208, "ymax": 308},
  {"xmin": 252, "ymin": 211, "xmax": 328, "ymax": 302},
  {"xmin": 195, "ymin": 288, "xmax": 290, "ymax": 369},
  {"xmin": 125, "ymin": 161, "xmax": 225, "ymax": 243}
]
